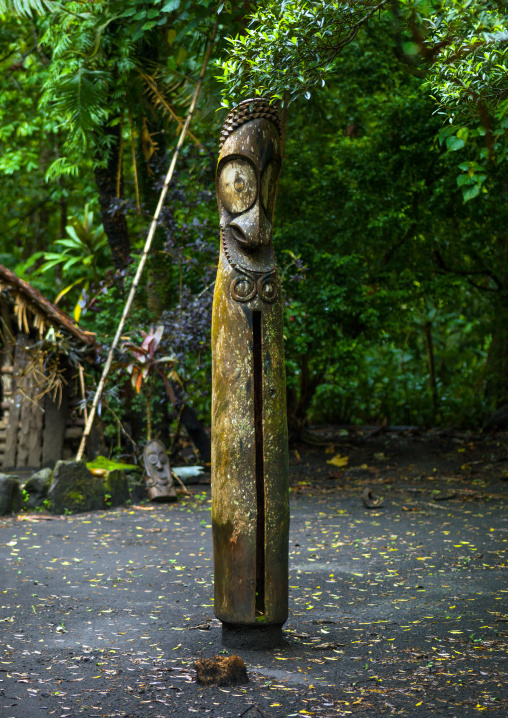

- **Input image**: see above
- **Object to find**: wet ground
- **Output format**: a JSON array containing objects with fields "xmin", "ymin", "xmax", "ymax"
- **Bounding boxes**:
[{"xmin": 1, "ymin": 427, "xmax": 507, "ymax": 717}]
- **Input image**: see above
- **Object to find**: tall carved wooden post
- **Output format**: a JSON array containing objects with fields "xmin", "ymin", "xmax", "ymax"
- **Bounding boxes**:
[{"xmin": 212, "ymin": 99, "xmax": 289, "ymax": 644}]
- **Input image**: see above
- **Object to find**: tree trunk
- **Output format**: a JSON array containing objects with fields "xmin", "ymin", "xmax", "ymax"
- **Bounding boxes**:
[
  {"xmin": 485, "ymin": 231, "xmax": 508, "ymax": 410},
  {"xmin": 94, "ymin": 122, "xmax": 131, "ymax": 270},
  {"xmin": 180, "ymin": 404, "xmax": 211, "ymax": 464},
  {"xmin": 286, "ymin": 353, "xmax": 323, "ymax": 440},
  {"xmin": 161, "ymin": 375, "xmax": 211, "ymax": 463},
  {"xmin": 423, "ymin": 320, "xmax": 439, "ymax": 420},
  {"xmin": 485, "ymin": 295, "xmax": 508, "ymax": 409}
]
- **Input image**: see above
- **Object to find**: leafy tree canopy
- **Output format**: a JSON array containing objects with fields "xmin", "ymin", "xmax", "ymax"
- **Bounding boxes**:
[
  {"xmin": 216, "ymin": 1, "xmax": 508, "ymax": 201},
  {"xmin": 423, "ymin": 0, "xmax": 508, "ymax": 200},
  {"xmin": 0, "ymin": 0, "xmax": 507, "ymax": 441},
  {"xmin": 216, "ymin": 0, "xmax": 508, "ymax": 111},
  {"xmin": 215, "ymin": 0, "xmax": 390, "ymax": 105}
]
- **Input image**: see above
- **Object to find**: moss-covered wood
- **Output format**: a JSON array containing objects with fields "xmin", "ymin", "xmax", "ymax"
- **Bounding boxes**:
[{"xmin": 212, "ymin": 100, "xmax": 289, "ymax": 627}]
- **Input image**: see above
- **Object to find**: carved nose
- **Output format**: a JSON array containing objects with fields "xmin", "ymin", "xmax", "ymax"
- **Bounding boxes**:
[{"xmin": 229, "ymin": 201, "xmax": 272, "ymax": 249}]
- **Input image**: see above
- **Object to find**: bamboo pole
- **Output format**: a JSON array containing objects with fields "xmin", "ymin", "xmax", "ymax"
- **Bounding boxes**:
[
  {"xmin": 76, "ymin": 19, "xmax": 218, "ymax": 462},
  {"xmin": 78, "ymin": 363, "xmax": 88, "ymax": 424}
]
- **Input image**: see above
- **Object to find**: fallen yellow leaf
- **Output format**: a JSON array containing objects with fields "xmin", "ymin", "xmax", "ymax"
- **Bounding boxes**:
[{"xmin": 327, "ymin": 454, "xmax": 349, "ymax": 467}]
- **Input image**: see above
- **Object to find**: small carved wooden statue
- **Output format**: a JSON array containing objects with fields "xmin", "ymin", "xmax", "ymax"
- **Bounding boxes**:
[
  {"xmin": 212, "ymin": 98, "xmax": 289, "ymax": 628},
  {"xmin": 143, "ymin": 439, "xmax": 176, "ymax": 502}
]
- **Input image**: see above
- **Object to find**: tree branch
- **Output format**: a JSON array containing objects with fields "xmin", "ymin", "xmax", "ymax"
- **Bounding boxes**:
[{"xmin": 433, "ymin": 249, "xmax": 503, "ymax": 291}]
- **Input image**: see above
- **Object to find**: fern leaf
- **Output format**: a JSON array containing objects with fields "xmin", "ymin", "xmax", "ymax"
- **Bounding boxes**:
[{"xmin": 0, "ymin": 0, "xmax": 52, "ymax": 16}]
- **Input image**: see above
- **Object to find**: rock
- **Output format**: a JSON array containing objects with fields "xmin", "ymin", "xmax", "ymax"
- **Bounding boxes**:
[
  {"xmin": 104, "ymin": 470, "xmax": 130, "ymax": 507},
  {"xmin": 47, "ymin": 461, "xmax": 103, "ymax": 515},
  {"xmin": 362, "ymin": 488, "xmax": 384, "ymax": 509},
  {"xmin": 24, "ymin": 468, "xmax": 53, "ymax": 509},
  {"xmin": 194, "ymin": 655, "xmax": 249, "ymax": 686},
  {"xmin": 126, "ymin": 472, "xmax": 146, "ymax": 503},
  {"xmin": 0, "ymin": 474, "xmax": 22, "ymax": 515}
]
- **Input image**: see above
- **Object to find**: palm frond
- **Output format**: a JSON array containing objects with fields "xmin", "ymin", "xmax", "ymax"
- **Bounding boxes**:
[
  {"xmin": 141, "ymin": 116, "xmax": 159, "ymax": 173},
  {"xmin": 45, "ymin": 157, "xmax": 80, "ymax": 181},
  {"xmin": 149, "ymin": 61, "xmax": 223, "ymax": 124},
  {"xmin": 44, "ymin": 67, "xmax": 109, "ymax": 128},
  {"xmin": 0, "ymin": 0, "xmax": 52, "ymax": 16},
  {"xmin": 138, "ymin": 69, "xmax": 204, "ymax": 149}
]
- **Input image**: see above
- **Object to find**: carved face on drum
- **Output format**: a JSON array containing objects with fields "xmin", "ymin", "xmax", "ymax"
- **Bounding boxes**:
[
  {"xmin": 217, "ymin": 122, "xmax": 280, "ymax": 253},
  {"xmin": 143, "ymin": 439, "xmax": 176, "ymax": 502},
  {"xmin": 216, "ymin": 99, "xmax": 282, "ymax": 302},
  {"xmin": 217, "ymin": 99, "xmax": 281, "ymax": 245}
]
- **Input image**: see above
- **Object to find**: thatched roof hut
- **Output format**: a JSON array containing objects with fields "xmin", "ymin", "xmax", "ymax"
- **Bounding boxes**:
[{"xmin": 0, "ymin": 264, "xmax": 96, "ymax": 470}]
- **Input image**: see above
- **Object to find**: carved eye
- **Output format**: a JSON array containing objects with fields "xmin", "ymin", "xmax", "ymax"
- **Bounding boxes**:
[
  {"xmin": 261, "ymin": 160, "xmax": 278, "ymax": 217},
  {"xmin": 219, "ymin": 159, "xmax": 256, "ymax": 213}
]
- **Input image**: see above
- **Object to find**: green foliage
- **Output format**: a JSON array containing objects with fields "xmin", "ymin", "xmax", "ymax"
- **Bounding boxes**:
[
  {"xmin": 0, "ymin": 0, "xmax": 51, "ymax": 15},
  {"xmin": 216, "ymin": 0, "xmax": 507, "ymax": 206},
  {"xmin": 14, "ymin": 0, "xmax": 231, "ymax": 179},
  {"xmin": 86, "ymin": 456, "xmax": 139, "ymax": 472},
  {"xmin": 274, "ymin": 14, "xmax": 507, "ymax": 426},
  {"xmin": 422, "ymin": 0, "xmax": 508, "ymax": 201},
  {"xmin": 34, "ymin": 204, "xmax": 112, "ymax": 316},
  {"xmin": 1, "ymin": 0, "xmax": 508, "ymax": 437},
  {"xmin": 21, "ymin": 488, "xmax": 29, "ymax": 507},
  {"xmin": 424, "ymin": 0, "xmax": 508, "ymax": 125},
  {"xmin": 0, "ymin": 11, "xmax": 67, "ymax": 264},
  {"xmin": 215, "ymin": 0, "xmax": 390, "ymax": 105}
]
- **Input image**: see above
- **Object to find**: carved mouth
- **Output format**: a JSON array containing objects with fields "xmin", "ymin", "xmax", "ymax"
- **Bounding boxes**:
[{"xmin": 223, "ymin": 231, "xmax": 276, "ymax": 275}]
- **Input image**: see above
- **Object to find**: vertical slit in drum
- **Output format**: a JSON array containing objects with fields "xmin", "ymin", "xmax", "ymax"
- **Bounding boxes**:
[{"xmin": 253, "ymin": 310, "xmax": 265, "ymax": 615}]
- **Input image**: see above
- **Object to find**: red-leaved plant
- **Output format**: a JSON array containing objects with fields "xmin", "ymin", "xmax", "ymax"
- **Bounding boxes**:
[{"xmin": 122, "ymin": 326, "xmax": 178, "ymax": 440}]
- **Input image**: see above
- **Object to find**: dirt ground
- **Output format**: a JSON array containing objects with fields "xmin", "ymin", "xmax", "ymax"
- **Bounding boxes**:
[{"xmin": 1, "ymin": 427, "xmax": 507, "ymax": 717}]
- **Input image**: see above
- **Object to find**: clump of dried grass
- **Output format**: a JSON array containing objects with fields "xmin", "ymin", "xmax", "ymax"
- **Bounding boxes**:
[{"xmin": 194, "ymin": 654, "xmax": 249, "ymax": 686}]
